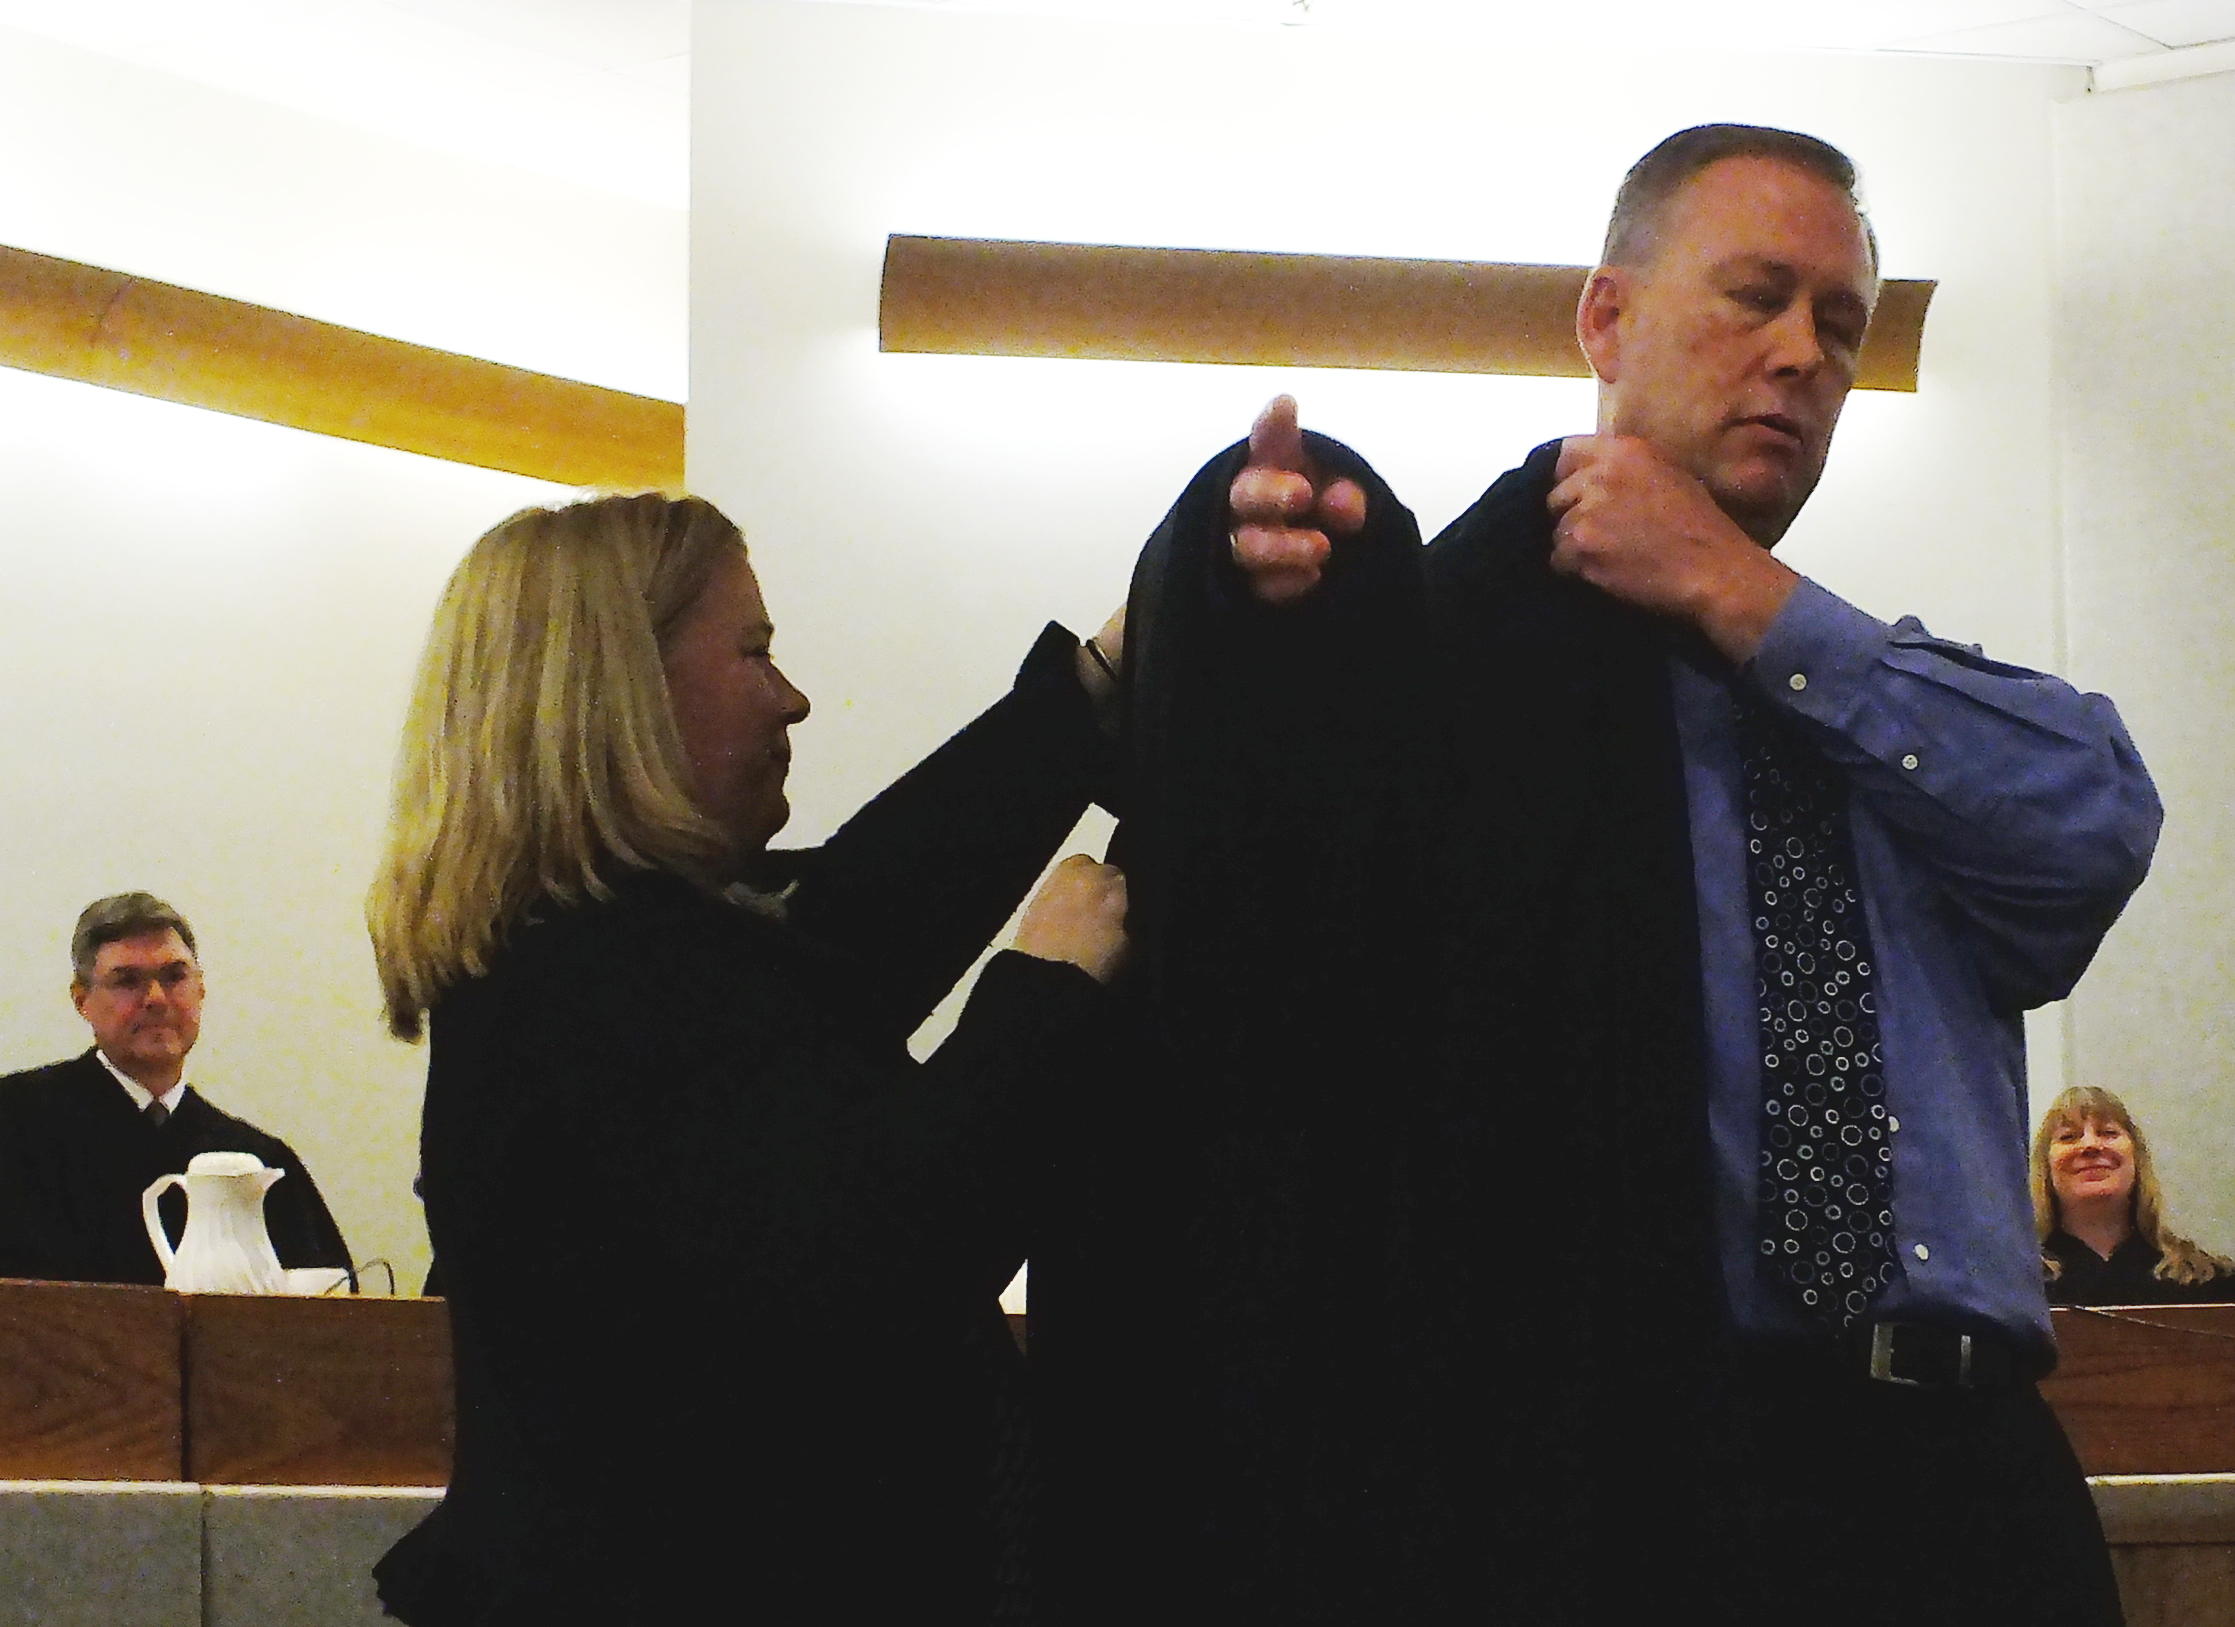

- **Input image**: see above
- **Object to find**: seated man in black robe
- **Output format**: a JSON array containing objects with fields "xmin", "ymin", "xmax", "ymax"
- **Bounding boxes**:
[{"xmin": 0, "ymin": 891, "xmax": 351, "ymax": 1284}]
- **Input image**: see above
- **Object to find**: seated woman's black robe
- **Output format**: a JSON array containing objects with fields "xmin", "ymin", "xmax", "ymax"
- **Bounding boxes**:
[{"xmin": 2044, "ymin": 1231, "xmax": 2235, "ymax": 1306}]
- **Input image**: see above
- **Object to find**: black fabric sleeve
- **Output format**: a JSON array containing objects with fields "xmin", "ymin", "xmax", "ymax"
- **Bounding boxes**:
[
  {"xmin": 782, "ymin": 622, "xmax": 1115, "ymax": 1038},
  {"xmin": 263, "ymin": 1140, "xmax": 353, "ymax": 1273},
  {"xmin": 426, "ymin": 887, "xmax": 1104, "ymax": 1325},
  {"xmin": 700, "ymin": 948, "xmax": 1105, "ymax": 1314},
  {"xmin": 1113, "ymin": 431, "xmax": 1433, "ymax": 1066},
  {"xmin": 919, "ymin": 949, "xmax": 1107, "ymax": 1125},
  {"xmin": 739, "ymin": 949, "xmax": 1107, "ymax": 1311},
  {"xmin": 0, "ymin": 1093, "xmax": 44, "ymax": 1279}
]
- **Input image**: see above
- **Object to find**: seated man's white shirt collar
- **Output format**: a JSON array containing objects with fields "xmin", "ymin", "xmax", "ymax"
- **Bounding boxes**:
[{"xmin": 96, "ymin": 1049, "xmax": 187, "ymax": 1116}]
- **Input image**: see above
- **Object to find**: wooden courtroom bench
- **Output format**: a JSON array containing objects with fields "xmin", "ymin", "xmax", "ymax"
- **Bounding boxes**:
[
  {"xmin": 2045, "ymin": 1303, "xmax": 2235, "ymax": 1626},
  {"xmin": 0, "ymin": 1277, "xmax": 449, "ymax": 1626},
  {"xmin": 2, "ymin": 1282, "xmax": 2232, "ymax": 1622},
  {"xmin": 0, "ymin": 1278, "xmax": 450, "ymax": 1485}
]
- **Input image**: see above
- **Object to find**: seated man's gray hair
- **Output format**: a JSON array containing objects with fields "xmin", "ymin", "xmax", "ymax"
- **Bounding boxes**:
[{"xmin": 71, "ymin": 893, "xmax": 198, "ymax": 983}]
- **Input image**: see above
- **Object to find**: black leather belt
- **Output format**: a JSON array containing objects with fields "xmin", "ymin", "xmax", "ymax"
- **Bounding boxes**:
[{"xmin": 1855, "ymin": 1321, "xmax": 2023, "ymax": 1389}]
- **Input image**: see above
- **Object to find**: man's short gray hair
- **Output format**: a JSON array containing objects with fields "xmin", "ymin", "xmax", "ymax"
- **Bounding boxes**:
[
  {"xmin": 71, "ymin": 893, "xmax": 198, "ymax": 983},
  {"xmin": 1602, "ymin": 123, "xmax": 1876, "ymax": 275}
]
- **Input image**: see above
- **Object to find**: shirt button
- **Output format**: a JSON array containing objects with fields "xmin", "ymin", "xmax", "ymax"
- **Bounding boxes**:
[
  {"xmin": 1787, "ymin": 673, "xmax": 1809, "ymax": 692},
  {"xmin": 1912, "ymin": 1243, "xmax": 1931, "ymax": 1262},
  {"xmin": 1901, "ymin": 753, "xmax": 1919, "ymax": 770},
  {"xmin": 1889, "ymin": 1116, "xmax": 1901, "ymax": 1133}
]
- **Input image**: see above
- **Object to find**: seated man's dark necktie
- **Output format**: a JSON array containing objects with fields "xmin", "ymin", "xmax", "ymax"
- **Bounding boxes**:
[
  {"xmin": 1737, "ymin": 688, "xmax": 1897, "ymax": 1328},
  {"xmin": 144, "ymin": 1098, "xmax": 169, "ymax": 1128}
]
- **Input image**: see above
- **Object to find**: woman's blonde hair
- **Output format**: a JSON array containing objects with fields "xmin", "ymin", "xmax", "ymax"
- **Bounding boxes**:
[
  {"xmin": 368, "ymin": 493, "xmax": 745, "ymax": 1039},
  {"xmin": 2032, "ymin": 1084, "xmax": 2233, "ymax": 1286}
]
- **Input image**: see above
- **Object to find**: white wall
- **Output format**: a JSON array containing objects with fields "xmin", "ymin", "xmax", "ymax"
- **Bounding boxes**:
[
  {"xmin": 690, "ymin": 2, "xmax": 2089, "ymax": 1090},
  {"xmin": 2054, "ymin": 70, "xmax": 2235, "ymax": 1254},
  {"xmin": 0, "ymin": 25, "xmax": 686, "ymax": 1288},
  {"xmin": 8, "ymin": 0, "xmax": 2210, "ymax": 1303}
]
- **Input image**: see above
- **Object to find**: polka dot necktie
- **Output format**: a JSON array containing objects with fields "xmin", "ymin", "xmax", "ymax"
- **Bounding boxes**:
[{"xmin": 1736, "ymin": 687, "xmax": 1897, "ymax": 1328}]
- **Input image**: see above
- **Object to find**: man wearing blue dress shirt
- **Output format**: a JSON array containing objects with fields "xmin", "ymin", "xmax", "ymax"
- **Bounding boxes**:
[{"xmin": 1076, "ymin": 124, "xmax": 2160, "ymax": 1626}]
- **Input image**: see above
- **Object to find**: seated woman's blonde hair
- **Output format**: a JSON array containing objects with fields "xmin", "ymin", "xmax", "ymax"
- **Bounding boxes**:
[
  {"xmin": 368, "ymin": 493, "xmax": 745, "ymax": 1040},
  {"xmin": 2032, "ymin": 1084, "xmax": 2233, "ymax": 1287}
]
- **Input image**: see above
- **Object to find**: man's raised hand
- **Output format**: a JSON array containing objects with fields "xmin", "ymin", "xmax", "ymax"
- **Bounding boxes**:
[
  {"xmin": 1228, "ymin": 396, "xmax": 1368, "ymax": 604},
  {"xmin": 1548, "ymin": 434, "xmax": 1798, "ymax": 662}
]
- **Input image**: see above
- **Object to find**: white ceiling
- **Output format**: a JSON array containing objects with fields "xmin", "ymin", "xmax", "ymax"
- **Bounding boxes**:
[
  {"xmin": 862, "ymin": 0, "xmax": 2235, "ymax": 57},
  {"xmin": 1, "ymin": 0, "xmax": 2231, "ymax": 209}
]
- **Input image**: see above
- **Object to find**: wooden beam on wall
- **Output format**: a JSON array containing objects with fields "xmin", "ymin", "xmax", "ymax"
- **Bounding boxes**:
[
  {"xmin": 881, "ymin": 235, "xmax": 1935, "ymax": 393},
  {"xmin": 0, "ymin": 244, "xmax": 684, "ymax": 489}
]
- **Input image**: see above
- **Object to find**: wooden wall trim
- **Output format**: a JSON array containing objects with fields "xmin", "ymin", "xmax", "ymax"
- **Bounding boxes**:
[
  {"xmin": 881, "ymin": 234, "xmax": 1935, "ymax": 393},
  {"xmin": 0, "ymin": 244, "xmax": 684, "ymax": 490},
  {"xmin": 0, "ymin": 232, "xmax": 1927, "ymax": 489}
]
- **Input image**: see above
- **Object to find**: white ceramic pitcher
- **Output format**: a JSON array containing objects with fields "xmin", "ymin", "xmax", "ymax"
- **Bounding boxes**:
[{"xmin": 141, "ymin": 1150, "xmax": 288, "ymax": 1294}]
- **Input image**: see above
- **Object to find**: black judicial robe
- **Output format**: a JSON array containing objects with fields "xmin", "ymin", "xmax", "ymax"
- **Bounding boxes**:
[
  {"xmin": 2044, "ymin": 1232, "xmax": 2235, "ymax": 1305},
  {"xmin": 1033, "ymin": 438, "xmax": 1724, "ymax": 1624},
  {"xmin": 0, "ymin": 1049, "xmax": 352, "ymax": 1284}
]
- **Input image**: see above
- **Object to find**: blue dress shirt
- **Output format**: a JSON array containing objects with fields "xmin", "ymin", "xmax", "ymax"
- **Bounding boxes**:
[{"xmin": 1670, "ymin": 579, "xmax": 2162, "ymax": 1360}]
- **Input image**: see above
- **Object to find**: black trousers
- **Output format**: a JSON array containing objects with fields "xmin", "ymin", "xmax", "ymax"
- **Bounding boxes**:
[{"xmin": 1688, "ymin": 1352, "xmax": 2125, "ymax": 1627}]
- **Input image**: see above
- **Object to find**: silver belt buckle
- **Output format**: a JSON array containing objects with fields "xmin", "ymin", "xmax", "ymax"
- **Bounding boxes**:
[{"xmin": 1868, "ymin": 1322, "xmax": 1973, "ymax": 1387}]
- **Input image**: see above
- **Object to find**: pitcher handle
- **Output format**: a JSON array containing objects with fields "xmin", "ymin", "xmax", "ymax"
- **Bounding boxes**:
[{"xmin": 142, "ymin": 1174, "xmax": 185, "ymax": 1281}]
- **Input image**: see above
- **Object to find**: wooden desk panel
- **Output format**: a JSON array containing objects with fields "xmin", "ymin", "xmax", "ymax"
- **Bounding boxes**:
[
  {"xmin": 0, "ymin": 1279, "xmax": 182, "ymax": 1480},
  {"xmin": 185, "ymin": 1296, "xmax": 452, "ymax": 1487},
  {"xmin": 2092, "ymin": 1479, "xmax": 2235, "ymax": 1627},
  {"xmin": 2046, "ymin": 1305, "xmax": 2235, "ymax": 1477},
  {"xmin": 3, "ymin": 1281, "xmax": 2228, "ymax": 1493}
]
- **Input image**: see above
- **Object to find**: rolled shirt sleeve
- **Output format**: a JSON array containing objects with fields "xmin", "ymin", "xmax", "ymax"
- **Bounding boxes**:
[
  {"xmin": 1679, "ymin": 577, "xmax": 2162, "ymax": 1360},
  {"xmin": 1745, "ymin": 578, "xmax": 2162, "ymax": 1009}
]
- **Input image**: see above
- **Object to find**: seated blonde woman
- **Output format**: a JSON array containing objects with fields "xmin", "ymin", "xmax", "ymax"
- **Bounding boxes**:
[
  {"xmin": 367, "ymin": 493, "xmax": 1126, "ymax": 1625},
  {"xmin": 2033, "ymin": 1085, "xmax": 2235, "ymax": 1306}
]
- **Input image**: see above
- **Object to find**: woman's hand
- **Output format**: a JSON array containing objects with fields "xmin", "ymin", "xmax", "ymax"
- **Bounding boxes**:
[{"xmin": 1012, "ymin": 853, "xmax": 1128, "ymax": 984}]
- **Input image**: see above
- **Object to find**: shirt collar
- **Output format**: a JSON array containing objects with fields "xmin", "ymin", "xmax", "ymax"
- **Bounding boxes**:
[{"xmin": 95, "ymin": 1049, "xmax": 187, "ymax": 1117}]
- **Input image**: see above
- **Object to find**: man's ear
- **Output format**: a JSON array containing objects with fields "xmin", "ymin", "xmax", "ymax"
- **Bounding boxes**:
[
  {"xmin": 69, "ymin": 978, "xmax": 90, "ymax": 1018},
  {"xmin": 1576, "ymin": 266, "xmax": 1627, "ymax": 384}
]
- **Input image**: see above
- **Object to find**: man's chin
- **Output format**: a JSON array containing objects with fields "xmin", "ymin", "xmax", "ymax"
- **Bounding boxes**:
[{"xmin": 1711, "ymin": 473, "xmax": 1811, "ymax": 547}]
